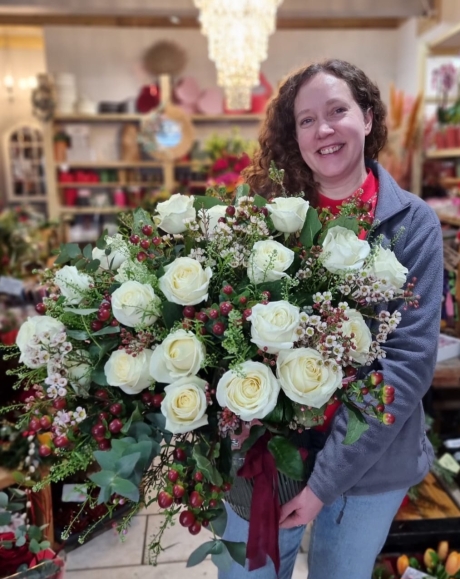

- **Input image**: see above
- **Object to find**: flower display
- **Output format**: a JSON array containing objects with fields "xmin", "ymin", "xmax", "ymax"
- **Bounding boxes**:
[{"xmin": 7, "ymin": 170, "xmax": 418, "ymax": 574}]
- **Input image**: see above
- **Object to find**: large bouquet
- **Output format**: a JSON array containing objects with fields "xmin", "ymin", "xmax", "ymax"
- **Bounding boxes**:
[{"xmin": 8, "ymin": 167, "xmax": 417, "ymax": 572}]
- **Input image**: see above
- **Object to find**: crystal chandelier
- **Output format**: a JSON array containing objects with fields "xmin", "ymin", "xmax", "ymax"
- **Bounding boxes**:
[{"xmin": 194, "ymin": 0, "xmax": 283, "ymax": 111}]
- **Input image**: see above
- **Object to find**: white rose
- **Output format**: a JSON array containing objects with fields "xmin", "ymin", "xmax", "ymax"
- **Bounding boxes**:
[
  {"xmin": 159, "ymin": 257, "xmax": 212, "ymax": 306},
  {"xmin": 369, "ymin": 246, "xmax": 408, "ymax": 290},
  {"xmin": 161, "ymin": 375, "xmax": 209, "ymax": 434},
  {"xmin": 320, "ymin": 226, "xmax": 371, "ymax": 274},
  {"xmin": 16, "ymin": 316, "xmax": 65, "ymax": 368},
  {"xmin": 66, "ymin": 350, "xmax": 92, "ymax": 394},
  {"xmin": 150, "ymin": 329, "xmax": 205, "ymax": 383},
  {"xmin": 267, "ymin": 197, "xmax": 310, "ymax": 233},
  {"xmin": 277, "ymin": 348, "xmax": 343, "ymax": 409},
  {"xmin": 341, "ymin": 309, "xmax": 372, "ymax": 364},
  {"xmin": 216, "ymin": 361, "xmax": 280, "ymax": 421},
  {"xmin": 248, "ymin": 301, "xmax": 300, "ymax": 354},
  {"xmin": 104, "ymin": 348, "xmax": 153, "ymax": 394},
  {"xmin": 155, "ymin": 193, "xmax": 196, "ymax": 234},
  {"xmin": 92, "ymin": 235, "xmax": 129, "ymax": 271},
  {"xmin": 248, "ymin": 240, "xmax": 295, "ymax": 285},
  {"xmin": 54, "ymin": 266, "xmax": 93, "ymax": 305},
  {"xmin": 112, "ymin": 281, "xmax": 160, "ymax": 328},
  {"xmin": 199, "ymin": 205, "xmax": 227, "ymax": 235}
]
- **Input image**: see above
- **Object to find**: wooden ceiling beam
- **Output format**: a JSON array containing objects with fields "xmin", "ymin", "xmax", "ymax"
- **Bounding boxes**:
[{"xmin": 0, "ymin": 13, "xmax": 404, "ymax": 30}]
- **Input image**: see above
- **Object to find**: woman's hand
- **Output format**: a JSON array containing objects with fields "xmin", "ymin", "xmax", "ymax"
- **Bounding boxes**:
[{"xmin": 279, "ymin": 485, "xmax": 324, "ymax": 529}]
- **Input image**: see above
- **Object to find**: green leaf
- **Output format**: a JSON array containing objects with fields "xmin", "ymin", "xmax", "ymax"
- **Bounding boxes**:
[
  {"xmin": 267, "ymin": 436, "xmax": 305, "ymax": 481},
  {"xmin": 257, "ymin": 280, "xmax": 283, "ymax": 301},
  {"xmin": 146, "ymin": 412, "xmax": 166, "ymax": 431},
  {"xmin": 91, "ymin": 367, "xmax": 108, "ymax": 386},
  {"xmin": 328, "ymin": 214, "xmax": 360, "ymax": 234},
  {"xmin": 96, "ymin": 230, "xmax": 108, "ymax": 250},
  {"xmin": 241, "ymin": 424, "xmax": 267, "ymax": 454},
  {"xmin": 222, "ymin": 540, "xmax": 247, "ymax": 567},
  {"xmin": 253, "ymin": 194, "xmax": 267, "ymax": 207},
  {"xmin": 66, "ymin": 243, "xmax": 82, "ymax": 259},
  {"xmin": 186, "ymin": 540, "xmax": 215, "ymax": 567},
  {"xmin": 133, "ymin": 207, "xmax": 154, "ymax": 235},
  {"xmin": 27, "ymin": 526, "xmax": 42, "ymax": 542},
  {"xmin": 8, "ymin": 502, "xmax": 24, "ymax": 512},
  {"xmin": 299, "ymin": 207, "xmax": 322, "ymax": 249},
  {"xmin": 111, "ymin": 477, "xmax": 139, "ymax": 502},
  {"xmin": 83, "ymin": 244, "xmax": 93, "ymax": 260},
  {"xmin": 93, "ymin": 450, "xmax": 116, "ymax": 471},
  {"xmin": 89, "ymin": 470, "xmax": 116, "ymax": 487},
  {"xmin": 16, "ymin": 535, "xmax": 27, "ymax": 547},
  {"xmin": 234, "ymin": 183, "xmax": 250, "ymax": 201},
  {"xmin": 263, "ymin": 390, "xmax": 294, "ymax": 424},
  {"xmin": 87, "ymin": 259, "xmax": 101, "ymax": 273},
  {"xmin": 211, "ymin": 544, "xmax": 234, "ymax": 571},
  {"xmin": 0, "ymin": 512, "xmax": 11, "ymax": 526},
  {"xmin": 115, "ymin": 452, "xmax": 141, "ymax": 478},
  {"xmin": 121, "ymin": 403, "xmax": 144, "ymax": 435},
  {"xmin": 343, "ymin": 403, "xmax": 369, "ymax": 445},
  {"xmin": 39, "ymin": 540, "xmax": 51, "ymax": 551},
  {"xmin": 92, "ymin": 325, "xmax": 120, "ymax": 336},
  {"xmin": 209, "ymin": 508, "xmax": 227, "ymax": 537},
  {"xmin": 97, "ymin": 484, "xmax": 112, "ymax": 505},
  {"xmin": 29, "ymin": 538, "xmax": 41, "ymax": 554},
  {"xmin": 66, "ymin": 329, "xmax": 90, "ymax": 340},
  {"xmin": 192, "ymin": 447, "xmax": 223, "ymax": 487},
  {"xmin": 194, "ymin": 196, "xmax": 226, "ymax": 211},
  {"xmin": 162, "ymin": 301, "xmax": 184, "ymax": 330},
  {"xmin": 63, "ymin": 307, "xmax": 99, "ymax": 315},
  {"xmin": 0, "ymin": 492, "xmax": 7, "ymax": 508}
]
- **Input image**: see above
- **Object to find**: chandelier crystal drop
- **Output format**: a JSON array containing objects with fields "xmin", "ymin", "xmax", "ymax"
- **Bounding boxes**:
[{"xmin": 194, "ymin": 0, "xmax": 283, "ymax": 111}]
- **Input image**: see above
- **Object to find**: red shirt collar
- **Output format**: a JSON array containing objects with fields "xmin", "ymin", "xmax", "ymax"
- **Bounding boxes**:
[{"xmin": 317, "ymin": 169, "xmax": 379, "ymax": 215}]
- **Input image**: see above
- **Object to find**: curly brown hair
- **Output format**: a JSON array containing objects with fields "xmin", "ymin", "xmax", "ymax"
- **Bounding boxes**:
[{"xmin": 244, "ymin": 59, "xmax": 388, "ymax": 203}]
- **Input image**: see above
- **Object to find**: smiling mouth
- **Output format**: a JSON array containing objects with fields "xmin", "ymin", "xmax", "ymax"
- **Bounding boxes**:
[{"xmin": 317, "ymin": 144, "xmax": 344, "ymax": 155}]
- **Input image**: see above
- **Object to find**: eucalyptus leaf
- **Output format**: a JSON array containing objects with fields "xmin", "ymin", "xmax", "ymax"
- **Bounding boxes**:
[
  {"xmin": 92, "ymin": 325, "xmax": 120, "ymax": 336},
  {"xmin": 194, "ymin": 196, "xmax": 226, "ymax": 211},
  {"xmin": 16, "ymin": 535, "xmax": 27, "ymax": 547},
  {"xmin": 133, "ymin": 207, "xmax": 154, "ymax": 235},
  {"xmin": 83, "ymin": 244, "xmax": 93, "ymax": 260},
  {"xmin": 66, "ymin": 243, "xmax": 82, "ymax": 259},
  {"xmin": 209, "ymin": 507, "xmax": 227, "ymax": 537},
  {"xmin": 192, "ymin": 447, "xmax": 223, "ymax": 487},
  {"xmin": 66, "ymin": 329, "xmax": 90, "ymax": 340},
  {"xmin": 93, "ymin": 450, "xmax": 116, "ymax": 471},
  {"xmin": 299, "ymin": 207, "xmax": 322, "ymax": 249},
  {"xmin": 91, "ymin": 367, "xmax": 108, "ymax": 386},
  {"xmin": 343, "ymin": 403, "xmax": 369, "ymax": 445},
  {"xmin": 0, "ymin": 492, "xmax": 7, "ymax": 508},
  {"xmin": 27, "ymin": 526, "xmax": 42, "ymax": 542},
  {"xmin": 96, "ymin": 230, "xmax": 108, "ymax": 250},
  {"xmin": 29, "ymin": 538, "xmax": 41, "ymax": 554},
  {"xmin": 211, "ymin": 545, "xmax": 233, "ymax": 571},
  {"xmin": 186, "ymin": 541, "xmax": 215, "ymax": 567},
  {"xmin": 222, "ymin": 540, "xmax": 247, "ymax": 567},
  {"xmin": 146, "ymin": 412, "xmax": 166, "ymax": 431},
  {"xmin": 87, "ymin": 259, "xmax": 101, "ymax": 273},
  {"xmin": 234, "ymin": 183, "xmax": 250, "ymax": 201},
  {"xmin": 0, "ymin": 512, "xmax": 11, "ymax": 526},
  {"xmin": 111, "ymin": 477, "xmax": 140, "ymax": 502},
  {"xmin": 97, "ymin": 484, "xmax": 112, "ymax": 505},
  {"xmin": 253, "ymin": 194, "xmax": 267, "ymax": 207},
  {"xmin": 63, "ymin": 308, "xmax": 99, "ymax": 315},
  {"xmin": 267, "ymin": 436, "xmax": 305, "ymax": 481},
  {"xmin": 115, "ymin": 452, "xmax": 141, "ymax": 478},
  {"xmin": 89, "ymin": 470, "xmax": 116, "ymax": 487}
]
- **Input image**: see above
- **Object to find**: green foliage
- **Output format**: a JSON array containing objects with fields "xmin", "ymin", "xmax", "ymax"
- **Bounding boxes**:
[
  {"xmin": 194, "ymin": 196, "xmax": 226, "ymax": 211},
  {"xmin": 192, "ymin": 446, "xmax": 223, "ymax": 487},
  {"xmin": 54, "ymin": 242, "xmax": 101, "ymax": 274},
  {"xmin": 342, "ymin": 402, "xmax": 370, "ymax": 445},
  {"xmin": 267, "ymin": 436, "xmax": 306, "ymax": 481},
  {"xmin": 299, "ymin": 207, "xmax": 322, "ymax": 249}
]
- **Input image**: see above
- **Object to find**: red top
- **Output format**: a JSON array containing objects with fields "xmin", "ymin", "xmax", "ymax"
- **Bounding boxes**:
[{"xmin": 315, "ymin": 169, "xmax": 379, "ymax": 432}]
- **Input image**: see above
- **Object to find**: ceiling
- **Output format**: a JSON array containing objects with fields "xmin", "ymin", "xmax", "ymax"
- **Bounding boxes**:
[{"xmin": 0, "ymin": 0, "xmax": 436, "ymax": 28}]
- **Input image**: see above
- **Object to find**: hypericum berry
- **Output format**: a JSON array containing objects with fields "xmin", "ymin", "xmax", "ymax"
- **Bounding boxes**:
[
  {"xmin": 173, "ymin": 447, "xmax": 187, "ymax": 462},
  {"xmin": 189, "ymin": 491, "xmax": 204, "ymax": 508},
  {"xmin": 29, "ymin": 417, "xmax": 41, "ymax": 432},
  {"xmin": 91, "ymin": 320, "xmax": 103, "ymax": 332},
  {"xmin": 226, "ymin": 206, "xmax": 235, "ymax": 217},
  {"xmin": 173, "ymin": 484, "xmax": 185, "ymax": 499},
  {"xmin": 129, "ymin": 234, "xmax": 140, "ymax": 245},
  {"xmin": 209, "ymin": 499, "xmax": 218, "ymax": 508},
  {"xmin": 209, "ymin": 309, "xmax": 219, "ymax": 319},
  {"xmin": 361, "ymin": 387, "xmax": 369, "ymax": 396},
  {"xmin": 383, "ymin": 413, "xmax": 395, "ymax": 425},
  {"xmin": 108, "ymin": 419, "xmax": 123, "ymax": 434},
  {"xmin": 168, "ymin": 469, "xmax": 179, "ymax": 483},
  {"xmin": 195, "ymin": 311, "xmax": 209, "ymax": 323},
  {"xmin": 239, "ymin": 296, "xmax": 248, "ymax": 305},
  {"xmin": 109, "ymin": 403, "xmax": 123, "ymax": 416},
  {"xmin": 189, "ymin": 522, "xmax": 202, "ymax": 535},
  {"xmin": 376, "ymin": 404, "xmax": 385, "ymax": 413},
  {"xmin": 142, "ymin": 224, "xmax": 154, "ymax": 236},
  {"xmin": 140, "ymin": 239, "xmax": 151, "ymax": 250},
  {"xmin": 98, "ymin": 439, "xmax": 111, "ymax": 450},
  {"xmin": 158, "ymin": 491, "xmax": 174, "ymax": 509},
  {"xmin": 152, "ymin": 394, "xmax": 164, "ymax": 408},
  {"xmin": 383, "ymin": 395, "xmax": 395, "ymax": 405},
  {"xmin": 383, "ymin": 385, "xmax": 395, "ymax": 397},
  {"xmin": 261, "ymin": 291, "xmax": 271, "ymax": 300},
  {"xmin": 370, "ymin": 372, "xmax": 384, "ymax": 386},
  {"xmin": 183, "ymin": 306, "xmax": 196, "ymax": 319},
  {"xmin": 98, "ymin": 412, "xmax": 110, "ymax": 422},
  {"xmin": 179, "ymin": 510, "xmax": 195, "ymax": 528},
  {"xmin": 260, "ymin": 206, "xmax": 268, "ymax": 217},
  {"xmin": 39, "ymin": 415, "xmax": 52, "ymax": 430},
  {"xmin": 219, "ymin": 302, "xmax": 233, "ymax": 316},
  {"xmin": 110, "ymin": 319, "xmax": 119, "ymax": 326},
  {"xmin": 222, "ymin": 482, "xmax": 232, "ymax": 492},
  {"xmin": 95, "ymin": 389, "xmax": 109, "ymax": 400},
  {"xmin": 194, "ymin": 471, "xmax": 204, "ymax": 482},
  {"xmin": 202, "ymin": 519, "xmax": 210, "ymax": 528},
  {"xmin": 97, "ymin": 308, "xmax": 111, "ymax": 322},
  {"xmin": 54, "ymin": 435, "xmax": 69, "ymax": 449},
  {"xmin": 210, "ymin": 485, "xmax": 221, "ymax": 494},
  {"xmin": 242, "ymin": 308, "xmax": 252, "ymax": 320},
  {"xmin": 137, "ymin": 251, "xmax": 148, "ymax": 262},
  {"xmin": 52, "ymin": 398, "xmax": 67, "ymax": 410},
  {"xmin": 91, "ymin": 423, "xmax": 106, "ymax": 438},
  {"xmin": 212, "ymin": 322, "xmax": 226, "ymax": 336},
  {"xmin": 152, "ymin": 236, "xmax": 161, "ymax": 246},
  {"xmin": 35, "ymin": 302, "xmax": 47, "ymax": 314},
  {"xmin": 100, "ymin": 300, "xmax": 111, "ymax": 310},
  {"xmin": 39, "ymin": 445, "xmax": 52, "ymax": 457},
  {"xmin": 222, "ymin": 285, "xmax": 233, "ymax": 295},
  {"xmin": 141, "ymin": 392, "xmax": 152, "ymax": 405}
]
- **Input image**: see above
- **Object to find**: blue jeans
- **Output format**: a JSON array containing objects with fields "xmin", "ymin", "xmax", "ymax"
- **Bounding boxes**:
[{"xmin": 218, "ymin": 487, "xmax": 408, "ymax": 579}]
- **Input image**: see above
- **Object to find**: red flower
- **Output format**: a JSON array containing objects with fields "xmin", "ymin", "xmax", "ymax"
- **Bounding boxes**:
[
  {"xmin": 212, "ymin": 158, "xmax": 229, "ymax": 173},
  {"xmin": 0, "ymin": 532, "xmax": 34, "ymax": 576},
  {"xmin": 234, "ymin": 153, "xmax": 251, "ymax": 173}
]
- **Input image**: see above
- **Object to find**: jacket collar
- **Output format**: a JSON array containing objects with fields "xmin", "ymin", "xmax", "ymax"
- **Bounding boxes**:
[{"xmin": 366, "ymin": 159, "xmax": 411, "ymax": 227}]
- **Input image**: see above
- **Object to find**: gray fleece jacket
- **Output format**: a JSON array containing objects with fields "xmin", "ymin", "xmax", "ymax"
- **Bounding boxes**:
[{"xmin": 307, "ymin": 160, "xmax": 443, "ymax": 506}]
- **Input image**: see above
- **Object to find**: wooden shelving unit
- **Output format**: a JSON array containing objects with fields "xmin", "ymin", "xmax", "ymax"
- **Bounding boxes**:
[
  {"xmin": 440, "ymin": 177, "xmax": 460, "ymax": 187},
  {"xmin": 426, "ymin": 148, "xmax": 460, "ymax": 159},
  {"xmin": 54, "ymin": 113, "xmax": 264, "ymax": 124}
]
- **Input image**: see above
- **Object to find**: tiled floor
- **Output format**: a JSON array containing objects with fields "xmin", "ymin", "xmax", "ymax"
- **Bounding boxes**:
[{"xmin": 65, "ymin": 504, "xmax": 310, "ymax": 578}]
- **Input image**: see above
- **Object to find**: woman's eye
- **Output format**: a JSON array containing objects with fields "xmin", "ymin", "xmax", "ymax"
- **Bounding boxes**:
[
  {"xmin": 334, "ymin": 107, "xmax": 346, "ymax": 114},
  {"xmin": 300, "ymin": 118, "xmax": 313, "ymax": 126}
]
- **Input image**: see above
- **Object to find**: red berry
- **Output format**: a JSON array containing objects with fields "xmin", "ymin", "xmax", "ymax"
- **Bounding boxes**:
[
  {"xmin": 39, "ymin": 415, "xmax": 52, "ymax": 430},
  {"xmin": 361, "ymin": 387, "xmax": 369, "ymax": 395},
  {"xmin": 383, "ymin": 413, "xmax": 395, "ymax": 425},
  {"xmin": 129, "ymin": 234, "xmax": 140, "ymax": 245},
  {"xmin": 376, "ymin": 404, "xmax": 385, "ymax": 413},
  {"xmin": 261, "ymin": 291, "xmax": 271, "ymax": 300},
  {"xmin": 91, "ymin": 423, "xmax": 106, "ymax": 438},
  {"xmin": 100, "ymin": 300, "xmax": 111, "ymax": 310},
  {"xmin": 35, "ymin": 302, "xmax": 47, "ymax": 314},
  {"xmin": 140, "ymin": 239, "xmax": 151, "ymax": 250},
  {"xmin": 173, "ymin": 484, "xmax": 185, "ymax": 498},
  {"xmin": 370, "ymin": 372, "xmax": 384, "ymax": 386},
  {"xmin": 54, "ymin": 435, "xmax": 69, "ymax": 448},
  {"xmin": 173, "ymin": 447, "xmax": 187, "ymax": 462},
  {"xmin": 179, "ymin": 510, "xmax": 195, "ymax": 528},
  {"xmin": 242, "ymin": 308, "xmax": 252, "ymax": 320},
  {"xmin": 99, "ymin": 412, "xmax": 110, "ymax": 422},
  {"xmin": 142, "ymin": 224, "xmax": 154, "ymax": 236},
  {"xmin": 209, "ymin": 309, "xmax": 219, "ymax": 319},
  {"xmin": 110, "ymin": 319, "xmax": 119, "ymax": 326},
  {"xmin": 195, "ymin": 311, "xmax": 209, "ymax": 323},
  {"xmin": 200, "ymin": 327, "xmax": 207, "ymax": 336},
  {"xmin": 98, "ymin": 439, "xmax": 111, "ymax": 450},
  {"xmin": 189, "ymin": 491, "xmax": 204, "ymax": 508},
  {"xmin": 183, "ymin": 306, "xmax": 196, "ymax": 319},
  {"xmin": 52, "ymin": 398, "xmax": 66, "ymax": 410},
  {"xmin": 158, "ymin": 491, "xmax": 174, "ymax": 509},
  {"xmin": 152, "ymin": 394, "xmax": 163, "ymax": 408},
  {"xmin": 141, "ymin": 392, "xmax": 152, "ymax": 405},
  {"xmin": 222, "ymin": 482, "xmax": 232, "ymax": 492},
  {"xmin": 168, "ymin": 469, "xmax": 179, "ymax": 483},
  {"xmin": 202, "ymin": 519, "xmax": 210, "ymax": 528},
  {"xmin": 137, "ymin": 251, "xmax": 147, "ymax": 262},
  {"xmin": 194, "ymin": 471, "xmax": 204, "ymax": 482},
  {"xmin": 39, "ymin": 445, "xmax": 51, "ymax": 457},
  {"xmin": 97, "ymin": 308, "xmax": 111, "ymax": 322},
  {"xmin": 29, "ymin": 417, "xmax": 41, "ymax": 432},
  {"xmin": 239, "ymin": 296, "xmax": 248, "ymax": 305},
  {"xmin": 108, "ymin": 419, "xmax": 123, "ymax": 434},
  {"xmin": 212, "ymin": 322, "xmax": 225, "ymax": 336},
  {"xmin": 383, "ymin": 395, "xmax": 395, "ymax": 405},
  {"xmin": 222, "ymin": 285, "xmax": 233, "ymax": 295},
  {"xmin": 91, "ymin": 320, "xmax": 103, "ymax": 332},
  {"xmin": 219, "ymin": 302, "xmax": 233, "ymax": 316},
  {"xmin": 209, "ymin": 499, "xmax": 218, "ymax": 508},
  {"xmin": 226, "ymin": 206, "xmax": 235, "ymax": 217},
  {"xmin": 152, "ymin": 236, "xmax": 161, "ymax": 246},
  {"xmin": 210, "ymin": 485, "xmax": 221, "ymax": 494},
  {"xmin": 189, "ymin": 522, "xmax": 202, "ymax": 535},
  {"xmin": 95, "ymin": 389, "xmax": 109, "ymax": 400},
  {"xmin": 109, "ymin": 403, "xmax": 123, "ymax": 416},
  {"xmin": 260, "ymin": 207, "xmax": 268, "ymax": 217},
  {"xmin": 383, "ymin": 385, "xmax": 395, "ymax": 397}
]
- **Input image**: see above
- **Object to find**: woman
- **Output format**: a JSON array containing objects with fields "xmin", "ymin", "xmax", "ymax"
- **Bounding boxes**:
[{"xmin": 220, "ymin": 60, "xmax": 443, "ymax": 579}]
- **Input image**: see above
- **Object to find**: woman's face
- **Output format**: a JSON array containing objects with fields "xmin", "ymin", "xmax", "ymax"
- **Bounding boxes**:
[{"xmin": 293, "ymin": 72, "xmax": 373, "ymax": 187}]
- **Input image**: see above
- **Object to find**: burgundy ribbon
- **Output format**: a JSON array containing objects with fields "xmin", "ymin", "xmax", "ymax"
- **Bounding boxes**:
[{"xmin": 237, "ymin": 431, "xmax": 281, "ymax": 573}]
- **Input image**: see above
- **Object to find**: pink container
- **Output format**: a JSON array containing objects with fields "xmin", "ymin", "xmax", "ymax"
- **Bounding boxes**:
[
  {"xmin": 64, "ymin": 189, "xmax": 78, "ymax": 206},
  {"xmin": 445, "ymin": 125, "xmax": 458, "ymax": 148},
  {"xmin": 435, "ymin": 129, "xmax": 447, "ymax": 149},
  {"xmin": 113, "ymin": 189, "xmax": 127, "ymax": 207}
]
